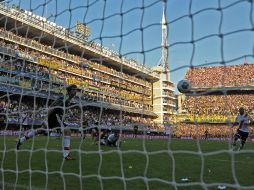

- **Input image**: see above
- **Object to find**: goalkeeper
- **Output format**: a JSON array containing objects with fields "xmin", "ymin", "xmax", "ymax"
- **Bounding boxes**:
[{"xmin": 16, "ymin": 84, "xmax": 79, "ymax": 160}]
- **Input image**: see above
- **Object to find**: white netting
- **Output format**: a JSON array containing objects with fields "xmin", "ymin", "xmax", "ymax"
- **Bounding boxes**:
[{"xmin": 0, "ymin": 0, "xmax": 253, "ymax": 190}]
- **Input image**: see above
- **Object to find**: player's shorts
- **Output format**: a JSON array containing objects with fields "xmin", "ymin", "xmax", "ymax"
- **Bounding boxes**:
[
  {"xmin": 236, "ymin": 129, "xmax": 249, "ymax": 141},
  {"xmin": 107, "ymin": 140, "xmax": 117, "ymax": 146}
]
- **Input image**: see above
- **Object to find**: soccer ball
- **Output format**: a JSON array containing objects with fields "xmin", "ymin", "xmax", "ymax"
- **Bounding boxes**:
[{"xmin": 177, "ymin": 80, "xmax": 192, "ymax": 93}]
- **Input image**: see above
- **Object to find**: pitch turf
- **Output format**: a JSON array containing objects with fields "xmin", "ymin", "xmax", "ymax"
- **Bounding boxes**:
[{"xmin": 0, "ymin": 136, "xmax": 253, "ymax": 190}]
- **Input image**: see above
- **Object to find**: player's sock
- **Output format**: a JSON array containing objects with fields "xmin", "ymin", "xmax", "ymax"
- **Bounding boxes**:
[
  {"xmin": 63, "ymin": 136, "xmax": 71, "ymax": 158},
  {"xmin": 231, "ymin": 140, "xmax": 237, "ymax": 151},
  {"xmin": 240, "ymin": 141, "xmax": 245, "ymax": 150},
  {"xmin": 16, "ymin": 139, "xmax": 22, "ymax": 150},
  {"xmin": 232, "ymin": 136, "xmax": 238, "ymax": 147},
  {"xmin": 17, "ymin": 130, "xmax": 36, "ymax": 150}
]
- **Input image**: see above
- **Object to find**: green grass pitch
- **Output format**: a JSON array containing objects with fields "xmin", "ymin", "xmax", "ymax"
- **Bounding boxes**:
[{"xmin": 0, "ymin": 136, "xmax": 253, "ymax": 190}]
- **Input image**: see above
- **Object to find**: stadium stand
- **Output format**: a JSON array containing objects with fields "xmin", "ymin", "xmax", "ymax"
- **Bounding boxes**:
[
  {"xmin": 0, "ymin": 98, "xmax": 161, "ymax": 131},
  {"xmin": 0, "ymin": 3, "xmax": 162, "ymax": 134},
  {"xmin": 177, "ymin": 65, "xmax": 254, "ymax": 138},
  {"xmin": 185, "ymin": 64, "xmax": 254, "ymax": 88},
  {"xmin": 172, "ymin": 123, "xmax": 254, "ymax": 139}
]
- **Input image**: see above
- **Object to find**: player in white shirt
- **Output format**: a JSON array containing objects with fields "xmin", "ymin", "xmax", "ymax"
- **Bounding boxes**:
[
  {"xmin": 107, "ymin": 131, "xmax": 119, "ymax": 147},
  {"xmin": 231, "ymin": 107, "xmax": 253, "ymax": 150}
]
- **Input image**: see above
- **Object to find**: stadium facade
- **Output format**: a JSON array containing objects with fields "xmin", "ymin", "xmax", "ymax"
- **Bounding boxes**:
[{"xmin": 0, "ymin": 3, "xmax": 177, "ymax": 131}]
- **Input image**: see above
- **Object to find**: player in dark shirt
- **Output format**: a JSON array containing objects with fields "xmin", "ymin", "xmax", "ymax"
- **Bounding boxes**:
[
  {"xmin": 0, "ymin": 109, "xmax": 6, "ymax": 127},
  {"xmin": 16, "ymin": 84, "xmax": 78, "ymax": 160},
  {"xmin": 133, "ymin": 125, "xmax": 138, "ymax": 138},
  {"xmin": 204, "ymin": 130, "xmax": 209, "ymax": 140},
  {"xmin": 80, "ymin": 119, "xmax": 88, "ymax": 140}
]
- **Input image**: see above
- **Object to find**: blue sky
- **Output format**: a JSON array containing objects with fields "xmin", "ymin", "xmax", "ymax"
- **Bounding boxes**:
[{"xmin": 7, "ymin": 0, "xmax": 254, "ymax": 87}]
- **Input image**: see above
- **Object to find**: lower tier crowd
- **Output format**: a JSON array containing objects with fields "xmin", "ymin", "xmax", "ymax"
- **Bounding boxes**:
[
  {"xmin": 0, "ymin": 98, "xmax": 161, "ymax": 131},
  {"xmin": 1, "ymin": 97, "xmax": 254, "ymax": 138},
  {"xmin": 171, "ymin": 123, "xmax": 254, "ymax": 139}
]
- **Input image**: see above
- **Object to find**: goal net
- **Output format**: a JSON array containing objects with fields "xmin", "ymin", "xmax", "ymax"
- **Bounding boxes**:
[{"xmin": 0, "ymin": 0, "xmax": 254, "ymax": 190}]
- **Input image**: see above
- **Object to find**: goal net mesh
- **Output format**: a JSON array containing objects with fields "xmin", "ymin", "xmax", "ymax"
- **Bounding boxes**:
[{"xmin": 0, "ymin": 0, "xmax": 254, "ymax": 190}]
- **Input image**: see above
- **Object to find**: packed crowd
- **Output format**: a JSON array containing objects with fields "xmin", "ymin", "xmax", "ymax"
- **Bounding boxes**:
[
  {"xmin": 182, "ymin": 94, "xmax": 254, "ymax": 115},
  {"xmin": 0, "ymin": 27, "xmax": 152, "ymax": 87},
  {"xmin": 0, "ymin": 99, "xmax": 46, "ymax": 126},
  {"xmin": 0, "ymin": 99, "xmax": 161, "ymax": 131},
  {"xmin": 182, "ymin": 65, "xmax": 254, "ymax": 122},
  {"xmin": 0, "ymin": 36, "xmax": 152, "ymax": 96},
  {"xmin": 182, "ymin": 114, "xmax": 233, "ymax": 123},
  {"xmin": 0, "ymin": 3, "xmax": 154, "ymax": 76},
  {"xmin": 185, "ymin": 64, "xmax": 254, "ymax": 88},
  {"xmin": 0, "ymin": 49, "xmax": 152, "ymax": 111},
  {"xmin": 70, "ymin": 107, "xmax": 160, "ymax": 130},
  {"xmin": 172, "ymin": 123, "xmax": 254, "ymax": 139},
  {"xmin": 0, "ymin": 69, "xmax": 152, "ymax": 111},
  {"xmin": 179, "ymin": 65, "xmax": 254, "ymax": 136}
]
